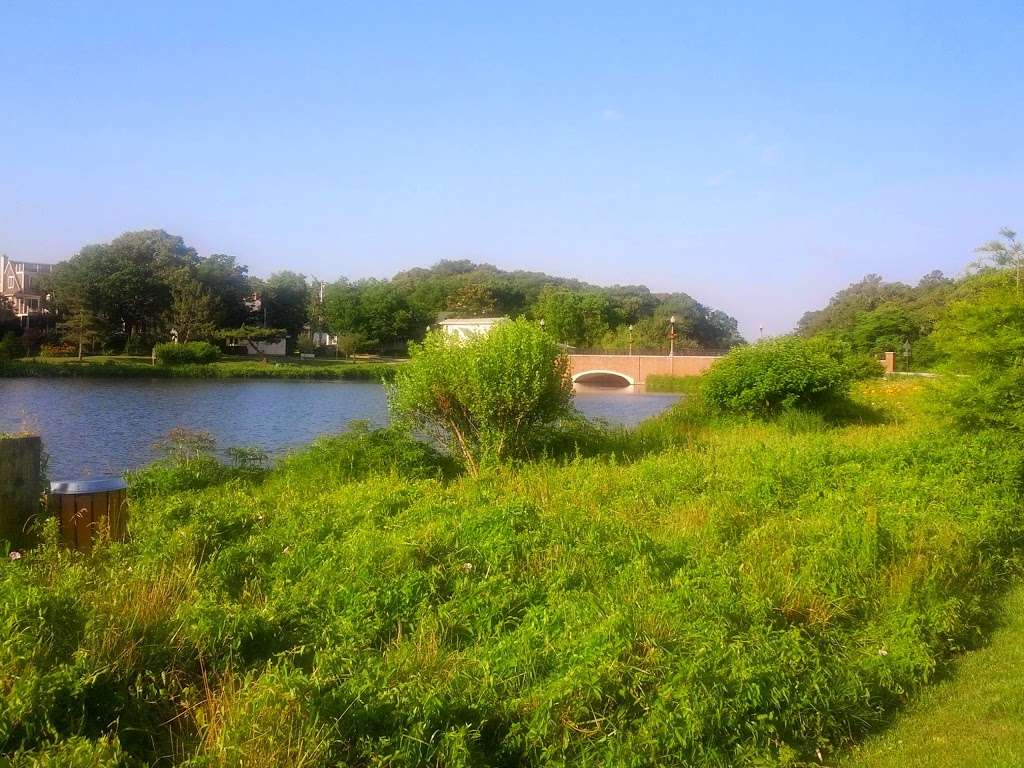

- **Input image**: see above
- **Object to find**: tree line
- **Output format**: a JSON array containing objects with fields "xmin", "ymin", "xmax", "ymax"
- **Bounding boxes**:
[
  {"xmin": 797, "ymin": 227, "xmax": 1023, "ymax": 372},
  {"xmin": 3, "ymin": 229, "xmax": 744, "ymax": 357}
]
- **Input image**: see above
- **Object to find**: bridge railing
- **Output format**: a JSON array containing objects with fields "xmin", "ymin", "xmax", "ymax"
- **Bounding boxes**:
[{"xmin": 567, "ymin": 347, "xmax": 731, "ymax": 357}]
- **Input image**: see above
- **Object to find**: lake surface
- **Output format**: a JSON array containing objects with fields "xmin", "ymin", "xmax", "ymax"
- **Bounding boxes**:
[{"xmin": 0, "ymin": 379, "xmax": 678, "ymax": 479}]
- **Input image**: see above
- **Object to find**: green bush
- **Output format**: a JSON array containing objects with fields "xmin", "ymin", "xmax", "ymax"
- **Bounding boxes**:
[
  {"xmin": 154, "ymin": 341, "xmax": 221, "ymax": 365},
  {"xmin": 0, "ymin": 331, "xmax": 26, "ymax": 362},
  {"xmin": 703, "ymin": 336, "xmax": 853, "ymax": 414},
  {"xmin": 389, "ymin": 318, "xmax": 573, "ymax": 474}
]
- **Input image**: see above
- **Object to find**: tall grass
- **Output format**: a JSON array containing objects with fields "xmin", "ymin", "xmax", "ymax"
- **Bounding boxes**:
[{"xmin": 0, "ymin": 380, "xmax": 1021, "ymax": 766}]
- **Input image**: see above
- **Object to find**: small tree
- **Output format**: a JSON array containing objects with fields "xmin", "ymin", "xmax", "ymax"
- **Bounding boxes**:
[
  {"xmin": 58, "ymin": 305, "xmax": 103, "ymax": 359},
  {"xmin": 388, "ymin": 318, "xmax": 572, "ymax": 475}
]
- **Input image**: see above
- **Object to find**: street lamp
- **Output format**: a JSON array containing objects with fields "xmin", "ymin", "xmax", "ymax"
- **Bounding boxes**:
[
  {"xmin": 669, "ymin": 315, "xmax": 677, "ymax": 357},
  {"xmin": 902, "ymin": 339, "xmax": 912, "ymax": 371},
  {"xmin": 628, "ymin": 324, "xmax": 634, "ymax": 356}
]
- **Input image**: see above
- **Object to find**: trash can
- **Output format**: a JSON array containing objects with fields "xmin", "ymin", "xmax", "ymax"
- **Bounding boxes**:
[{"xmin": 48, "ymin": 478, "xmax": 128, "ymax": 552}]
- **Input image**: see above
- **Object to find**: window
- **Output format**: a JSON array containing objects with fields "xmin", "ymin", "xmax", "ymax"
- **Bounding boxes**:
[{"xmin": 6, "ymin": 276, "xmax": 14, "ymax": 290}]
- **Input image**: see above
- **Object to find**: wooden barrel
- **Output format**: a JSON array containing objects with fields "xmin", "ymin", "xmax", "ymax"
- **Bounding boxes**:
[
  {"xmin": 0, "ymin": 436, "xmax": 44, "ymax": 548},
  {"xmin": 48, "ymin": 478, "xmax": 128, "ymax": 552}
]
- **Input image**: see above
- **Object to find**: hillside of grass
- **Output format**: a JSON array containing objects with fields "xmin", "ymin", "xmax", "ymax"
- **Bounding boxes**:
[
  {"xmin": 1, "ymin": 380, "xmax": 1022, "ymax": 766},
  {"xmin": 0, "ymin": 356, "xmax": 397, "ymax": 381}
]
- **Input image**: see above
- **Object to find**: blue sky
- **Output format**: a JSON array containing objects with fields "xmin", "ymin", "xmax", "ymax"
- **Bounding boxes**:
[{"xmin": 2, "ymin": 1, "xmax": 1021, "ymax": 338}]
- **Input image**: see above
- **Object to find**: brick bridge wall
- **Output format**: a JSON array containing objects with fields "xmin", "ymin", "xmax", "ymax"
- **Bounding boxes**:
[{"xmin": 568, "ymin": 354, "xmax": 721, "ymax": 386}]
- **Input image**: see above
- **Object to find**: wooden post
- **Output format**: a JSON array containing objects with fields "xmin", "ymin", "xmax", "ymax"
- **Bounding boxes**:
[{"xmin": 0, "ymin": 436, "xmax": 43, "ymax": 548}]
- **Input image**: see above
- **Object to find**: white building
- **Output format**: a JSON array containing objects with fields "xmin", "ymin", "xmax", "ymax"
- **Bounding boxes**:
[{"xmin": 436, "ymin": 317, "xmax": 507, "ymax": 340}]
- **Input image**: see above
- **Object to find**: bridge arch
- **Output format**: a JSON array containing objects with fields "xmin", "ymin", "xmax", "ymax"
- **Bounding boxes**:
[{"xmin": 571, "ymin": 369, "xmax": 635, "ymax": 387}]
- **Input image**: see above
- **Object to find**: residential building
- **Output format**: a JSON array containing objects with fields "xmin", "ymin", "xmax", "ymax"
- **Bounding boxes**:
[{"xmin": 0, "ymin": 254, "xmax": 55, "ymax": 326}]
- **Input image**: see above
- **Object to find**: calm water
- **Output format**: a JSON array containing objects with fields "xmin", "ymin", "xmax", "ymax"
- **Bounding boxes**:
[{"xmin": 0, "ymin": 379, "xmax": 678, "ymax": 479}]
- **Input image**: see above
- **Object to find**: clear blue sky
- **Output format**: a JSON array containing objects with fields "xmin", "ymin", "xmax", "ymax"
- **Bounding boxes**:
[{"xmin": 2, "ymin": 1, "xmax": 1021, "ymax": 338}]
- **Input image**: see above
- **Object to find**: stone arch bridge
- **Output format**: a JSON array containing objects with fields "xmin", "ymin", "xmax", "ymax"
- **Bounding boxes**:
[{"xmin": 567, "ymin": 353, "xmax": 722, "ymax": 388}]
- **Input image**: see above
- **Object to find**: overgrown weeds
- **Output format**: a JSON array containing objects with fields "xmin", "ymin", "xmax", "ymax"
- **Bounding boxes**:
[{"xmin": 1, "ymin": 380, "xmax": 1021, "ymax": 766}]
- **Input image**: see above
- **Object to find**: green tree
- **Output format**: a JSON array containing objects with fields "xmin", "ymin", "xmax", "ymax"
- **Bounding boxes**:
[
  {"xmin": 169, "ymin": 275, "xmax": 218, "ymax": 343},
  {"xmin": 974, "ymin": 227, "xmax": 1024, "ymax": 292},
  {"xmin": 389, "ymin": 318, "xmax": 572, "ymax": 475},
  {"xmin": 445, "ymin": 283, "xmax": 498, "ymax": 316},
  {"xmin": 262, "ymin": 271, "xmax": 310, "ymax": 337},
  {"xmin": 195, "ymin": 253, "xmax": 251, "ymax": 327},
  {"xmin": 57, "ymin": 304, "xmax": 103, "ymax": 359},
  {"xmin": 44, "ymin": 230, "xmax": 200, "ymax": 347}
]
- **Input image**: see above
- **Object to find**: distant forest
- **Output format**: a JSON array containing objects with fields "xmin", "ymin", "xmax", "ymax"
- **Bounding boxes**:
[{"xmin": 1, "ymin": 230, "xmax": 744, "ymax": 355}]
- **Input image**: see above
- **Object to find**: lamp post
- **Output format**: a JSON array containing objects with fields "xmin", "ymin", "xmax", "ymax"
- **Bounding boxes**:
[
  {"xmin": 669, "ymin": 315, "xmax": 677, "ymax": 357},
  {"xmin": 628, "ymin": 324, "xmax": 633, "ymax": 356},
  {"xmin": 902, "ymin": 339, "xmax": 912, "ymax": 371}
]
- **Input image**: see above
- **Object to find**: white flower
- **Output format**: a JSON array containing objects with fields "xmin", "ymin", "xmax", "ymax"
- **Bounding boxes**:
[{"xmin": 9, "ymin": 551, "xmax": 21, "ymax": 561}]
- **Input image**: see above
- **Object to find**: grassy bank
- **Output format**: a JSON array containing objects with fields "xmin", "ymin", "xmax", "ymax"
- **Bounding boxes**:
[
  {"xmin": 0, "ymin": 356, "xmax": 398, "ymax": 381},
  {"xmin": 1, "ymin": 380, "xmax": 1022, "ymax": 766},
  {"xmin": 841, "ymin": 583, "xmax": 1024, "ymax": 768}
]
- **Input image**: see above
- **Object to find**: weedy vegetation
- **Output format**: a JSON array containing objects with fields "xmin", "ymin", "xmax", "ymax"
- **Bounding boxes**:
[{"xmin": 1, "ymin": 373, "xmax": 1021, "ymax": 766}]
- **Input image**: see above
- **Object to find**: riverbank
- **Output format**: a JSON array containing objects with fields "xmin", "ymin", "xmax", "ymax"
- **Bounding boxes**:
[
  {"xmin": 3, "ymin": 379, "xmax": 1021, "ymax": 765},
  {"xmin": 0, "ymin": 355, "xmax": 399, "ymax": 381}
]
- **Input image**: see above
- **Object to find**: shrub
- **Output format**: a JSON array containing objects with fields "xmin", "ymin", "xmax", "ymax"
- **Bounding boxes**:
[
  {"xmin": 154, "ymin": 341, "xmax": 221, "ymax": 365},
  {"xmin": 703, "ymin": 336, "xmax": 853, "ymax": 414},
  {"xmin": 389, "ymin": 318, "xmax": 572, "ymax": 474},
  {"xmin": 0, "ymin": 331, "xmax": 26, "ymax": 362}
]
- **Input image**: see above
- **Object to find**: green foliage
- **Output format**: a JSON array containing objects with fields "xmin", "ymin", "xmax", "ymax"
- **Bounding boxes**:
[
  {"xmin": 0, "ymin": 357, "xmax": 395, "ymax": 381},
  {"xmin": 931, "ymin": 270, "xmax": 1024, "ymax": 433},
  {"xmin": 1, "ymin": 382, "xmax": 1021, "ymax": 766},
  {"xmin": 169, "ymin": 275, "xmax": 217, "ymax": 342},
  {"xmin": 798, "ymin": 271, "xmax": 955, "ymax": 370},
  {"xmin": 0, "ymin": 331, "xmax": 26, "ymax": 362},
  {"xmin": 703, "ymin": 336, "xmax": 854, "ymax": 414},
  {"xmin": 389, "ymin": 318, "xmax": 572, "ymax": 473},
  {"xmin": 259, "ymin": 271, "xmax": 311, "ymax": 337},
  {"xmin": 154, "ymin": 342, "xmax": 221, "ymax": 365}
]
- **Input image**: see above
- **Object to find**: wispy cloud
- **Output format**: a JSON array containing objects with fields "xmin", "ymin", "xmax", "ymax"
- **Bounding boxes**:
[{"xmin": 600, "ymin": 107, "xmax": 622, "ymax": 122}]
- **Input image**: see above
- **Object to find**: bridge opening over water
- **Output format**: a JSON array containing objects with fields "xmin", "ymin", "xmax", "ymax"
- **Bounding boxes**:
[{"xmin": 567, "ymin": 353, "xmax": 722, "ymax": 389}]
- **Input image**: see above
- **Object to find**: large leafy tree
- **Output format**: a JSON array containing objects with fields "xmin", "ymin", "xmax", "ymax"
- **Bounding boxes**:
[
  {"xmin": 262, "ymin": 271, "xmax": 310, "ymax": 337},
  {"xmin": 195, "ymin": 253, "xmax": 251, "ymax": 328},
  {"xmin": 44, "ymin": 230, "xmax": 200, "ymax": 346}
]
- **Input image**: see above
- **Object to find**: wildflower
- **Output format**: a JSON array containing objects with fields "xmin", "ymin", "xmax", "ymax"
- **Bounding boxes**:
[
  {"xmin": 460, "ymin": 562, "xmax": 474, "ymax": 573},
  {"xmin": 9, "ymin": 551, "xmax": 21, "ymax": 561},
  {"xmin": 878, "ymin": 646, "xmax": 888, "ymax": 656}
]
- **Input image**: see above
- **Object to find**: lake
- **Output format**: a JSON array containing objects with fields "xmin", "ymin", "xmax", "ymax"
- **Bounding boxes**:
[{"xmin": 0, "ymin": 379, "xmax": 679, "ymax": 479}]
